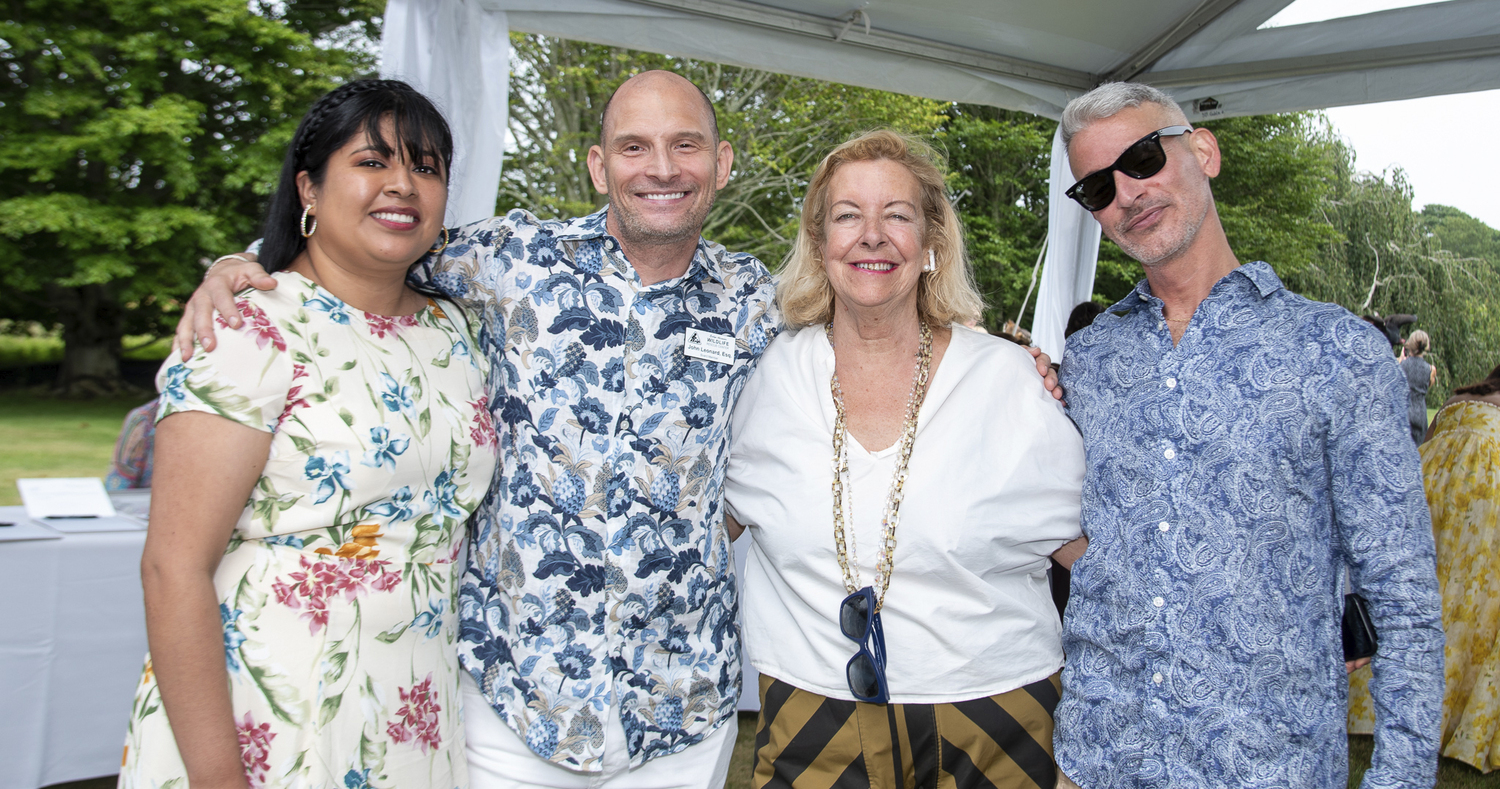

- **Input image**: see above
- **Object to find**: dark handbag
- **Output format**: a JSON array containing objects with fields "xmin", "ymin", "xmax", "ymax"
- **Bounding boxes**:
[{"xmin": 1342, "ymin": 593, "xmax": 1378, "ymax": 661}]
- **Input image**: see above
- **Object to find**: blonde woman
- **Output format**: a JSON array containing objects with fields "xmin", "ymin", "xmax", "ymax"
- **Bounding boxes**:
[
  {"xmin": 724, "ymin": 130, "xmax": 1085, "ymax": 788},
  {"xmin": 1400, "ymin": 329, "xmax": 1438, "ymax": 444}
]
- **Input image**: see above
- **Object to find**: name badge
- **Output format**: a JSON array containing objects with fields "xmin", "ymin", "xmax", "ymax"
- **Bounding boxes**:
[{"xmin": 685, "ymin": 328, "xmax": 736, "ymax": 365}]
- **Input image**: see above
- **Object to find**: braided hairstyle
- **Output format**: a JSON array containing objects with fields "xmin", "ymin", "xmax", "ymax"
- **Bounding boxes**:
[{"xmin": 259, "ymin": 79, "xmax": 454, "ymax": 273}]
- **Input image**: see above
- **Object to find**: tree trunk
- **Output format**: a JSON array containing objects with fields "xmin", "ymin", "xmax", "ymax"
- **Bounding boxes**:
[{"xmin": 45, "ymin": 282, "xmax": 131, "ymax": 398}]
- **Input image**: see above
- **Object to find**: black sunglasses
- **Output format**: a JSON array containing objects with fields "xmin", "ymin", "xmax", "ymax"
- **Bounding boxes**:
[
  {"xmin": 1065, "ymin": 125, "xmax": 1194, "ymax": 212},
  {"xmin": 840, "ymin": 587, "xmax": 889, "ymax": 704}
]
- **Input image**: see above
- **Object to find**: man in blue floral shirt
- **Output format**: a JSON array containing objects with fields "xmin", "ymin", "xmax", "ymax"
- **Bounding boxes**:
[{"xmin": 1052, "ymin": 83, "xmax": 1444, "ymax": 788}]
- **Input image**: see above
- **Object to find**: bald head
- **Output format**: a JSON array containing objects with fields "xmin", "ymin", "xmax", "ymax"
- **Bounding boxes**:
[{"xmin": 599, "ymin": 70, "xmax": 719, "ymax": 146}]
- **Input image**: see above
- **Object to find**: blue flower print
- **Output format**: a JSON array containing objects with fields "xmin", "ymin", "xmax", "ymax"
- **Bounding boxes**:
[
  {"xmin": 304, "ymin": 451, "xmax": 353, "ymax": 504},
  {"xmin": 160, "ymin": 364, "xmax": 191, "ymax": 407},
  {"xmin": 423, "ymin": 470, "xmax": 464, "ymax": 520},
  {"xmin": 343, "ymin": 768, "xmax": 372, "ymax": 789},
  {"xmin": 571, "ymin": 397, "xmax": 611, "ymax": 435},
  {"xmin": 679, "ymin": 394, "xmax": 717, "ymax": 429},
  {"xmin": 411, "ymin": 599, "xmax": 447, "ymax": 639},
  {"xmin": 221, "ymin": 604, "xmax": 247, "ymax": 671},
  {"xmin": 451, "ymin": 339, "xmax": 471, "ymax": 359},
  {"xmin": 302, "ymin": 293, "xmax": 351, "ymax": 325},
  {"xmin": 263, "ymin": 534, "xmax": 305, "ymax": 549},
  {"xmin": 378, "ymin": 372, "xmax": 415, "ymax": 416},
  {"xmin": 367, "ymin": 486, "xmax": 417, "ymax": 522},
  {"xmin": 555, "ymin": 643, "xmax": 597, "ymax": 680},
  {"xmin": 431, "ymin": 270, "xmax": 469, "ymax": 298},
  {"xmin": 361, "ymin": 425, "xmax": 411, "ymax": 471},
  {"xmin": 602, "ymin": 358, "xmax": 625, "ymax": 393}
]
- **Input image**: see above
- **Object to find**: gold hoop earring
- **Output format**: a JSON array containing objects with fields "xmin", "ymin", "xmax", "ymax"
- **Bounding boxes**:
[
  {"xmin": 300, "ymin": 204, "xmax": 317, "ymax": 238},
  {"xmin": 430, "ymin": 226, "xmax": 449, "ymax": 254}
]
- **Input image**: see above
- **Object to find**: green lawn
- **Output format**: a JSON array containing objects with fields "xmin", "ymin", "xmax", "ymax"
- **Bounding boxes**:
[{"xmin": 5, "ymin": 390, "xmax": 1493, "ymax": 788}]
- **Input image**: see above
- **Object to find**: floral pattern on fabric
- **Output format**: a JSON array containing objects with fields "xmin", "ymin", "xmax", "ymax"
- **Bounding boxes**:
[
  {"xmin": 119, "ymin": 272, "xmax": 497, "ymax": 789},
  {"xmin": 1350, "ymin": 400, "xmax": 1500, "ymax": 772},
  {"xmin": 409, "ymin": 207, "xmax": 778, "ymax": 770},
  {"xmin": 1055, "ymin": 262, "xmax": 1443, "ymax": 789}
]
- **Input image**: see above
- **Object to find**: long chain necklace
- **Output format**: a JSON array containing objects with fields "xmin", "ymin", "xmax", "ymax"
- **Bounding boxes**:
[{"xmin": 827, "ymin": 320, "xmax": 933, "ymax": 614}]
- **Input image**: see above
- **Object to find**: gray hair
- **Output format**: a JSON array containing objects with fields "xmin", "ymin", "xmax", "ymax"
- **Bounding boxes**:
[{"xmin": 1060, "ymin": 82, "xmax": 1185, "ymax": 148}]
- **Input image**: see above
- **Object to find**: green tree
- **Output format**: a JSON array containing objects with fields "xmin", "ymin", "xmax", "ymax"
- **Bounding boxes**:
[
  {"xmin": 501, "ymin": 33, "xmax": 947, "ymax": 267},
  {"xmin": 0, "ymin": 0, "xmax": 378, "ymax": 396}
]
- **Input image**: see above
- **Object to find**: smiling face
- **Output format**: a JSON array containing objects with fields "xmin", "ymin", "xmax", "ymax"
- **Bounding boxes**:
[
  {"xmin": 821, "ymin": 158, "xmax": 928, "ymax": 319},
  {"xmin": 297, "ymin": 117, "xmax": 448, "ymax": 271},
  {"xmin": 1068, "ymin": 103, "xmax": 1220, "ymax": 267},
  {"xmin": 587, "ymin": 71, "xmax": 732, "ymax": 247}
]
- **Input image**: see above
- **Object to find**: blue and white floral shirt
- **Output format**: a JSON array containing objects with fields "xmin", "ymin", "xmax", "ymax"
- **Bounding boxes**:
[
  {"xmin": 411, "ymin": 207, "xmax": 778, "ymax": 770},
  {"xmin": 1054, "ymin": 262, "xmax": 1444, "ymax": 789}
]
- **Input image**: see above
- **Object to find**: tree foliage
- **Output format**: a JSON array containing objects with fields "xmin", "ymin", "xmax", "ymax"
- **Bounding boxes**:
[{"xmin": 0, "ymin": 0, "xmax": 377, "ymax": 395}]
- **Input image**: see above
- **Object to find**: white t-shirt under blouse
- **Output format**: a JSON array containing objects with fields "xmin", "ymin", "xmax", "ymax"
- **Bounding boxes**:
[{"xmin": 725, "ymin": 324, "xmax": 1085, "ymax": 704}]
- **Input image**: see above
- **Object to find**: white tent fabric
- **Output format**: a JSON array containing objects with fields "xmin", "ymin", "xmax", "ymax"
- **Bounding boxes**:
[
  {"xmin": 1031, "ymin": 126, "xmax": 1102, "ymax": 360},
  {"xmin": 380, "ymin": 0, "xmax": 510, "ymax": 226},
  {"xmin": 380, "ymin": 0, "xmax": 1500, "ymax": 356}
]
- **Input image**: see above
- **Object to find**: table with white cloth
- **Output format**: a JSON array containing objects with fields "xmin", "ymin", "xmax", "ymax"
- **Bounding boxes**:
[{"xmin": 0, "ymin": 495, "xmax": 149, "ymax": 789}]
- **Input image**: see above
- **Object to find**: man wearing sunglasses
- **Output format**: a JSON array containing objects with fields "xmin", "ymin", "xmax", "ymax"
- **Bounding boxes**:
[{"xmin": 1049, "ymin": 82, "xmax": 1443, "ymax": 789}]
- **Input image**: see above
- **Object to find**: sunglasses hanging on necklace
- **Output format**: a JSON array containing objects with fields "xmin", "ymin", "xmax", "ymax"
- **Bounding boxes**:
[{"xmin": 1066, "ymin": 125, "xmax": 1193, "ymax": 212}]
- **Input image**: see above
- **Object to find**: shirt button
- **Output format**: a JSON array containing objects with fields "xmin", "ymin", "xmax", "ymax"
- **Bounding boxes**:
[
  {"xmin": 1165, "ymin": 377, "xmax": 1177, "ymax": 388},
  {"xmin": 1164, "ymin": 447, "xmax": 1176, "ymax": 460},
  {"xmin": 1152, "ymin": 672, "xmax": 1164, "ymax": 684},
  {"xmin": 1153, "ymin": 596, "xmax": 1165, "ymax": 608},
  {"xmin": 1158, "ymin": 522, "xmax": 1171, "ymax": 532}
]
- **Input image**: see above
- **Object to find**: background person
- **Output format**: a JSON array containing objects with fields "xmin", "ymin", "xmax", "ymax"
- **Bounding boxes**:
[
  {"xmin": 1350, "ymin": 363, "xmax": 1500, "ymax": 772},
  {"xmin": 105, "ymin": 397, "xmax": 158, "ymax": 490},
  {"xmin": 1400, "ymin": 329, "xmax": 1438, "ymax": 444},
  {"xmin": 120, "ymin": 80, "xmax": 497, "ymax": 789},
  {"xmin": 725, "ymin": 130, "xmax": 1085, "ymax": 788}
]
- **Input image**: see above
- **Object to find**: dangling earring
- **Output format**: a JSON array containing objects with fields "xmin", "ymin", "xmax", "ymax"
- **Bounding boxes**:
[
  {"xmin": 430, "ymin": 226, "xmax": 449, "ymax": 255},
  {"xmin": 300, "ymin": 204, "xmax": 317, "ymax": 238},
  {"xmin": 923, "ymin": 249, "xmax": 937, "ymax": 273}
]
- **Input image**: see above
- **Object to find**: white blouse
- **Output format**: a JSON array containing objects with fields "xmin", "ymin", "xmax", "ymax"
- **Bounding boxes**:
[{"xmin": 725, "ymin": 324, "xmax": 1085, "ymax": 703}]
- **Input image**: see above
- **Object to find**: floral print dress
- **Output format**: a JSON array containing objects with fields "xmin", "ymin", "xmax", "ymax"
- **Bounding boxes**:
[{"xmin": 119, "ymin": 272, "xmax": 498, "ymax": 789}]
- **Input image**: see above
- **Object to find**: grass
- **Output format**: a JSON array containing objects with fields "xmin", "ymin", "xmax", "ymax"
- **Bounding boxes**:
[
  {"xmin": 0, "ymin": 389, "xmax": 144, "ymax": 505},
  {"xmin": 5, "ymin": 390, "xmax": 1491, "ymax": 789},
  {"xmin": 0, "ymin": 335, "xmax": 172, "ymax": 368}
]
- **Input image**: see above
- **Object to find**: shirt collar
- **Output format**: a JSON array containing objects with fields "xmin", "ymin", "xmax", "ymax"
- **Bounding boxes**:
[
  {"xmin": 1113, "ymin": 260, "xmax": 1283, "ymax": 315},
  {"xmin": 551, "ymin": 206, "xmax": 726, "ymax": 286}
]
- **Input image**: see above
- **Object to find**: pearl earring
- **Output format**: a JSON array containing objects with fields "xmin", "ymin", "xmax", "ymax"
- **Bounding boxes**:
[{"xmin": 923, "ymin": 249, "xmax": 937, "ymax": 273}]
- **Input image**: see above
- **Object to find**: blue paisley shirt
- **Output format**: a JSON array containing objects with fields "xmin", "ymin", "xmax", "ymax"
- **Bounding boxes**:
[
  {"xmin": 410, "ymin": 207, "xmax": 778, "ymax": 770},
  {"xmin": 1054, "ymin": 262, "xmax": 1443, "ymax": 789}
]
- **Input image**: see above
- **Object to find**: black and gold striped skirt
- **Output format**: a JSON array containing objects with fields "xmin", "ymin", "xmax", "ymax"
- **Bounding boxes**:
[{"xmin": 752, "ymin": 673, "xmax": 1061, "ymax": 789}]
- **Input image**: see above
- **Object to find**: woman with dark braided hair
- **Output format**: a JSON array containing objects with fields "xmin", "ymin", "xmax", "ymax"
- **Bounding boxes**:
[{"xmin": 119, "ymin": 80, "xmax": 498, "ymax": 789}]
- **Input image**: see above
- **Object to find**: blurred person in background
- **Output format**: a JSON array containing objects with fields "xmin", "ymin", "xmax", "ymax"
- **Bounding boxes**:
[
  {"xmin": 105, "ymin": 397, "xmax": 158, "ymax": 490},
  {"xmin": 1400, "ymin": 329, "xmax": 1438, "ymax": 444},
  {"xmin": 1350, "ymin": 363, "xmax": 1500, "ymax": 772}
]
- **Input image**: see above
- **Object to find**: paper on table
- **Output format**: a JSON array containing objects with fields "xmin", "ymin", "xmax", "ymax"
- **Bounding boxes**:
[
  {"xmin": 17, "ymin": 477, "xmax": 117, "ymax": 519},
  {"xmin": 0, "ymin": 519, "xmax": 62, "ymax": 542},
  {"xmin": 33, "ymin": 515, "xmax": 145, "ymax": 534}
]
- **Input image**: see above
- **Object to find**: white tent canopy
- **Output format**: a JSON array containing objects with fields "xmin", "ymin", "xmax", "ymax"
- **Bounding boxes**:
[{"xmin": 381, "ymin": 0, "xmax": 1500, "ymax": 356}]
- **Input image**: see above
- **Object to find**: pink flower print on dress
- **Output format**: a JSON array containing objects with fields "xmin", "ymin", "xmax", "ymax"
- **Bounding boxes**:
[
  {"xmin": 277, "ymin": 363, "xmax": 312, "ymax": 428},
  {"xmin": 236, "ymin": 711, "xmax": 276, "ymax": 788},
  {"xmin": 364, "ymin": 311, "xmax": 422, "ymax": 339},
  {"xmin": 386, "ymin": 674, "xmax": 443, "ymax": 753},
  {"xmin": 271, "ymin": 555, "xmax": 402, "ymax": 634},
  {"xmin": 469, "ymin": 396, "xmax": 497, "ymax": 449},
  {"xmin": 216, "ymin": 298, "xmax": 287, "ymax": 352}
]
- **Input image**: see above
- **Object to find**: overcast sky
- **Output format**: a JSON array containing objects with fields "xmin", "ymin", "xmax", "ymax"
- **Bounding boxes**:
[{"xmin": 1262, "ymin": 0, "xmax": 1498, "ymax": 228}]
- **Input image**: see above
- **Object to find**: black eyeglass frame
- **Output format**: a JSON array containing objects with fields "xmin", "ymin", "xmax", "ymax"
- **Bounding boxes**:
[
  {"xmin": 1065, "ymin": 125, "xmax": 1194, "ymax": 212},
  {"xmin": 839, "ymin": 586, "xmax": 890, "ymax": 704}
]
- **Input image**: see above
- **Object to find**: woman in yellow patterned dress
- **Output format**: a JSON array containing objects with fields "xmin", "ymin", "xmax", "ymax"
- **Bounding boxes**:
[
  {"xmin": 119, "ymin": 80, "xmax": 497, "ymax": 789},
  {"xmin": 1349, "ymin": 363, "xmax": 1500, "ymax": 771}
]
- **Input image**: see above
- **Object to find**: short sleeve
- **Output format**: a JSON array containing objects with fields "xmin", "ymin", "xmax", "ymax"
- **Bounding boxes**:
[{"xmin": 155, "ymin": 293, "xmax": 295, "ymax": 433}]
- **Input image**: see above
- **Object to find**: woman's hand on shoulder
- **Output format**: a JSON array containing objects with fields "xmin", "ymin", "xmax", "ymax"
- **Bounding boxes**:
[
  {"xmin": 1026, "ymin": 346, "xmax": 1065, "ymax": 403},
  {"xmin": 175, "ymin": 252, "xmax": 278, "ymax": 357}
]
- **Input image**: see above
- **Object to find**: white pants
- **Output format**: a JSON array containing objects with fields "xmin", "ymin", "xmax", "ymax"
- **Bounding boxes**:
[{"xmin": 462, "ymin": 673, "xmax": 738, "ymax": 789}]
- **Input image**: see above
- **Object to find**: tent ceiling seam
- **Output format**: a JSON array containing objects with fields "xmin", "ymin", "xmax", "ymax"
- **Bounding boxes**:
[
  {"xmin": 617, "ymin": 0, "xmax": 1095, "ymax": 91},
  {"xmin": 1103, "ymin": 0, "xmax": 1249, "ymax": 84},
  {"xmin": 1144, "ymin": 33, "xmax": 1500, "ymax": 88}
]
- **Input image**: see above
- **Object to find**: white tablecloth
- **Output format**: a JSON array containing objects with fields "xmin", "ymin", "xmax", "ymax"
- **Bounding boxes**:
[{"xmin": 0, "ymin": 503, "xmax": 149, "ymax": 789}]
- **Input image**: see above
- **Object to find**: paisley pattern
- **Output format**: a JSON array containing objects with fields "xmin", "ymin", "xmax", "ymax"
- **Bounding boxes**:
[
  {"xmin": 409, "ymin": 207, "xmax": 778, "ymax": 770},
  {"xmin": 1349, "ymin": 400, "xmax": 1500, "ymax": 772},
  {"xmin": 1054, "ymin": 262, "xmax": 1444, "ymax": 788}
]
